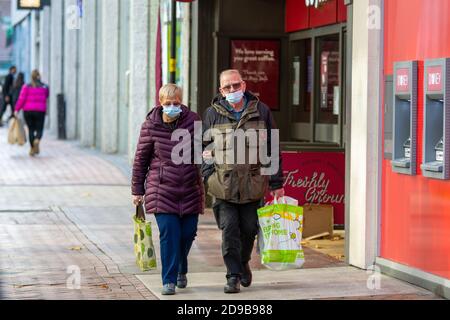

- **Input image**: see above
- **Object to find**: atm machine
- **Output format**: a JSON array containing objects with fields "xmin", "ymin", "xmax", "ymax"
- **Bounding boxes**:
[
  {"xmin": 391, "ymin": 61, "xmax": 419, "ymax": 175},
  {"xmin": 421, "ymin": 58, "xmax": 450, "ymax": 180}
]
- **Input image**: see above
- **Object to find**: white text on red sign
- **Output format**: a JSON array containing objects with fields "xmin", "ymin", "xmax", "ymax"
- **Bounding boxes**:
[
  {"xmin": 397, "ymin": 75, "xmax": 409, "ymax": 88},
  {"xmin": 429, "ymin": 73, "xmax": 441, "ymax": 86},
  {"xmin": 305, "ymin": 0, "xmax": 332, "ymax": 9}
]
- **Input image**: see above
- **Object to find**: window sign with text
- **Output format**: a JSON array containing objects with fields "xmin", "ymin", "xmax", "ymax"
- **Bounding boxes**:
[{"xmin": 231, "ymin": 40, "xmax": 281, "ymax": 111}]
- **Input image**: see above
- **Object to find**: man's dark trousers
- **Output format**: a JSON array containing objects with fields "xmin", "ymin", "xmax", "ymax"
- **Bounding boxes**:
[
  {"xmin": 213, "ymin": 199, "xmax": 261, "ymax": 279},
  {"xmin": 0, "ymin": 99, "xmax": 9, "ymax": 121}
]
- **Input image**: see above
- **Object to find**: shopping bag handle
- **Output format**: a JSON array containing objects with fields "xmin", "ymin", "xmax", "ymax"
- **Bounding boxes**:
[
  {"xmin": 135, "ymin": 203, "xmax": 146, "ymax": 221},
  {"xmin": 273, "ymin": 196, "xmax": 287, "ymax": 205}
]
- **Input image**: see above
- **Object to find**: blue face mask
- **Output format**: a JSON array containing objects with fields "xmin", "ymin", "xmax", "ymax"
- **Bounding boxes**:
[
  {"xmin": 162, "ymin": 105, "xmax": 182, "ymax": 118},
  {"xmin": 225, "ymin": 90, "xmax": 244, "ymax": 104}
]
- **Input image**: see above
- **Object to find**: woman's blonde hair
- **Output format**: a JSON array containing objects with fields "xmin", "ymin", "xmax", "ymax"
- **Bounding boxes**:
[
  {"xmin": 31, "ymin": 69, "xmax": 41, "ymax": 88},
  {"xmin": 159, "ymin": 84, "xmax": 183, "ymax": 104}
]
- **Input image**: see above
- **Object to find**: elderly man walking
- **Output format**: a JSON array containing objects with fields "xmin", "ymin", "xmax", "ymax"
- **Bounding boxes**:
[{"xmin": 202, "ymin": 69, "xmax": 284, "ymax": 294}]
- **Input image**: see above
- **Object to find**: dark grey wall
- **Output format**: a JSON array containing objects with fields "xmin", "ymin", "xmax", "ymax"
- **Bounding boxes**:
[{"xmin": 217, "ymin": 0, "xmax": 285, "ymax": 34}]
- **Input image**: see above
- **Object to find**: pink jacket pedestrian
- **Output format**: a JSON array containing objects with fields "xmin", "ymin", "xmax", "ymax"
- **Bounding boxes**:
[{"xmin": 15, "ymin": 82, "xmax": 49, "ymax": 114}]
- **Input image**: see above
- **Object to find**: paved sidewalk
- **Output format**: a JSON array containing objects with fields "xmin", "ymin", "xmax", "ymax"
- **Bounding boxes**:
[
  {"xmin": 0, "ymin": 128, "xmax": 153, "ymax": 300},
  {"xmin": 0, "ymin": 128, "xmax": 443, "ymax": 300},
  {"xmin": 0, "ymin": 207, "xmax": 152, "ymax": 300},
  {"xmin": 0, "ymin": 134, "xmax": 129, "ymax": 186}
]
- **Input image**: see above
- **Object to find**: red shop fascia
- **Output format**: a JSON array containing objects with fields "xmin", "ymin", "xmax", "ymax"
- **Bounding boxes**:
[{"xmin": 280, "ymin": 0, "xmax": 348, "ymax": 226}]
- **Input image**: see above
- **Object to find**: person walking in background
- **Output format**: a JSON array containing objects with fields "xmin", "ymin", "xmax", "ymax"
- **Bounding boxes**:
[
  {"xmin": 131, "ymin": 84, "xmax": 204, "ymax": 296},
  {"xmin": 10, "ymin": 72, "xmax": 25, "ymax": 115},
  {"xmin": 202, "ymin": 69, "xmax": 285, "ymax": 294},
  {"xmin": 0, "ymin": 66, "xmax": 17, "ymax": 127},
  {"xmin": 14, "ymin": 70, "xmax": 49, "ymax": 157}
]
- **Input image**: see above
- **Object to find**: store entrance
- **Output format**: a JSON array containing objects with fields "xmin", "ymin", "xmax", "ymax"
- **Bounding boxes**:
[
  {"xmin": 193, "ymin": 0, "xmax": 350, "ymax": 266},
  {"xmin": 284, "ymin": 25, "xmax": 347, "ymax": 263}
]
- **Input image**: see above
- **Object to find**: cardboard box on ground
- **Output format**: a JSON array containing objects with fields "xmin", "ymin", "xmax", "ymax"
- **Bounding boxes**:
[{"xmin": 302, "ymin": 204, "xmax": 334, "ymax": 240}]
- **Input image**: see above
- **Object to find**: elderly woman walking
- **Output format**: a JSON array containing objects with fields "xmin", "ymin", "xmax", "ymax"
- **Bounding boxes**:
[{"xmin": 131, "ymin": 84, "xmax": 204, "ymax": 296}]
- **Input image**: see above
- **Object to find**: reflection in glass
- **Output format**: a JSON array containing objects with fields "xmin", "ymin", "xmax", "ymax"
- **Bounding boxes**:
[
  {"xmin": 315, "ymin": 34, "xmax": 340, "ymax": 144},
  {"xmin": 290, "ymin": 38, "xmax": 312, "ymax": 142}
]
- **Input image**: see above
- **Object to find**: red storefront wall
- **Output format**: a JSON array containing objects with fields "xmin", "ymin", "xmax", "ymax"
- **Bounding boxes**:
[
  {"xmin": 382, "ymin": 0, "xmax": 450, "ymax": 279},
  {"xmin": 285, "ymin": 0, "xmax": 347, "ymax": 32}
]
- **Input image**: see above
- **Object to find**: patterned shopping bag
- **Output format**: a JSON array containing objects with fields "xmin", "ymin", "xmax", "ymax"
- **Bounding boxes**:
[
  {"xmin": 133, "ymin": 204, "xmax": 157, "ymax": 272},
  {"xmin": 257, "ymin": 196, "xmax": 305, "ymax": 271}
]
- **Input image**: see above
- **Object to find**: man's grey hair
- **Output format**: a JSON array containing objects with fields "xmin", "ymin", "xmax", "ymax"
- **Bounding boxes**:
[{"xmin": 219, "ymin": 69, "xmax": 243, "ymax": 85}]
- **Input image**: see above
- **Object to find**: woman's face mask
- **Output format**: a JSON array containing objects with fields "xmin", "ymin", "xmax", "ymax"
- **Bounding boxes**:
[
  {"xmin": 162, "ymin": 105, "xmax": 182, "ymax": 118},
  {"xmin": 161, "ymin": 99, "xmax": 182, "ymax": 118}
]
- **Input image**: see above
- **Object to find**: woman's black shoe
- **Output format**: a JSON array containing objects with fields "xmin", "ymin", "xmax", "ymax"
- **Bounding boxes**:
[
  {"xmin": 224, "ymin": 277, "xmax": 241, "ymax": 294},
  {"xmin": 241, "ymin": 263, "xmax": 252, "ymax": 288}
]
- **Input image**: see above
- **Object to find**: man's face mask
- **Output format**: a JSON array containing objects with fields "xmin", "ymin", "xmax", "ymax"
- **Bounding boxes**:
[{"xmin": 225, "ymin": 90, "xmax": 244, "ymax": 104}]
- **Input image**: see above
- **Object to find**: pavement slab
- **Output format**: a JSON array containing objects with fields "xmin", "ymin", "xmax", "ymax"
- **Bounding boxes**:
[
  {"xmin": 136, "ymin": 267, "xmax": 439, "ymax": 300},
  {"xmin": 0, "ymin": 137, "xmax": 129, "ymax": 186}
]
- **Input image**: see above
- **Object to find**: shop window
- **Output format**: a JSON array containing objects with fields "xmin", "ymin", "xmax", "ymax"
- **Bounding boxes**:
[{"xmin": 288, "ymin": 32, "xmax": 343, "ymax": 147}]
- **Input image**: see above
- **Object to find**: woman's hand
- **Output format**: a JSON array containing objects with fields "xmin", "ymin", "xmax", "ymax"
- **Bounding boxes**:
[{"xmin": 132, "ymin": 195, "xmax": 144, "ymax": 206}]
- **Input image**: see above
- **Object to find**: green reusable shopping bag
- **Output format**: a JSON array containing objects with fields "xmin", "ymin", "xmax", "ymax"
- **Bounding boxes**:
[
  {"xmin": 133, "ymin": 204, "xmax": 157, "ymax": 272},
  {"xmin": 257, "ymin": 197, "xmax": 305, "ymax": 271}
]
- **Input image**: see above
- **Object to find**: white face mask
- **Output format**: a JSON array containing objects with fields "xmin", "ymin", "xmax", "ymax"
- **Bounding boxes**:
[{"xmin": 226, "ymin": 90, "xmax": 244, "ymax": 104}]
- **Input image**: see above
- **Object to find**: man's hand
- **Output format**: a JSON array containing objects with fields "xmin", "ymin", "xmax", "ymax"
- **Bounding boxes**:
[
  {"xmin": 271, "ymin": 188, "xmax": 285, "ymax": 201},
  {"xmin": 4, "ymin": 96, "xmax": 10, "ymax": 103},
  {"xmin": 132, "ymin": 195, "xmax": 144, "ymax": 206}
]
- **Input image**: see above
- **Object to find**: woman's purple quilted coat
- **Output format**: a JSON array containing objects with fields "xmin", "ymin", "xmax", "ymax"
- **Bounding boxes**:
[{"xmin": 131, "ymin": 106, "xmax": 204, "ymax": 216}]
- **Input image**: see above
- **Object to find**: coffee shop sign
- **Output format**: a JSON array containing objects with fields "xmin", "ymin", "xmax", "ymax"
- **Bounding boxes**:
[{"xmin": 305, "ymin": 0, "xmax": 332, "ymax": 9}]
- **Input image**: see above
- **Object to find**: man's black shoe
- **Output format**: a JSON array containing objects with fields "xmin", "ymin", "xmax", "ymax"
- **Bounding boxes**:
[
  {"xmin": 224, "ymin": 276, "xmax": 241, "ymax": 294},
  {"xmin": 241, "ymin": 263, "xmax": 252, "ymax": 288}
]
